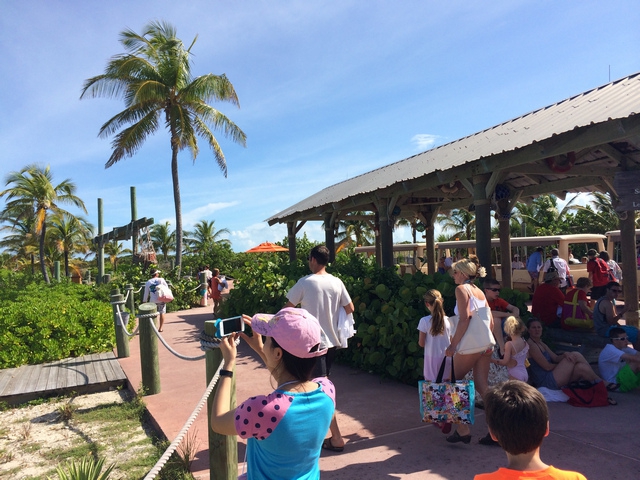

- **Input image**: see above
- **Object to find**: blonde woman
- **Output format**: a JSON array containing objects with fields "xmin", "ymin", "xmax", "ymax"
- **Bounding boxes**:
[{"xmin": 444, "ymin": 255, "xmax": 493, "ymax": 445}]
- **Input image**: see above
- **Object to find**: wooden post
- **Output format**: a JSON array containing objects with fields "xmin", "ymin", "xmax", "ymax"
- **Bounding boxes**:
[
  {"xmin": 97, "ymin": 198, "xmax": 105, "ymax": 285},
  {"xmin": 140, "ymin": 281, "xmax": 147, "ymax": 304},
  {"xmin": 620, "ymin": 210, "xmax": 639, "ymax": 327},
  {"xmin": 111, "ymin": 288, "xmax": 130, "ymax": 358},
  {"xmin": 138, "ymin": 302, "xmax": 161, "ymax": 395},
  {"xmin": 125, "ymin": 284, "xmax": 135, "ymax": 314},
  {"xmin": 473, "ymin": 174, "xmax": 492, "ymax": 273},
  {"xmin": 287, "ymin": 221, "xmax": 297, "ymax": 264},
  {"xmin": 205, "ymin": 320, "xmax": 237, "ymax": 479},
  {"xmin": 131, "ymin": 187, "xmax": 138, "ymax": 259}
]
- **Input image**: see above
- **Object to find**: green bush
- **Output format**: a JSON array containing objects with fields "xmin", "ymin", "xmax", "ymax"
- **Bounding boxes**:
[{"xmin": 0, "ymin": 278, "xmax": 114, "ymax": 369}]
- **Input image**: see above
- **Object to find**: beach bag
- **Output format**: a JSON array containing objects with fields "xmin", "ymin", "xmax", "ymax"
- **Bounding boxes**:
[
  {"xmin": 156, "ymin": 284, "xmax": 174, "ymax": 303},
  {"xmin": 337, "ymin": 308, "xmax": 355, "ymax": 348},
  {"xmin": 561, "ymin": 290, "xmax": 593, "ymax": 330},
  {"xmin": 561, "ymin": 380, "xmax": 608, "ymax": 408},
  {"xmin": 419, "ymin": 356, "xmax": 475, "ymax": 424},
  {"xmin": 456, "ymin": 285, "xmax": 495, "ymax": 355}
]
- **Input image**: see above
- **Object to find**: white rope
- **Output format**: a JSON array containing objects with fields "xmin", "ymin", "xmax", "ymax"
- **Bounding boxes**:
[
  {"xmin": 143, "ymin": 361, "xmax": 224, "ymax": 480},
  {"xmin": 148, "ymin": 317, "xmax": 207, "ymax": 361},
  {"xmin": 115, "ymin": 304, "xmax": 139, "ymax": 337}
]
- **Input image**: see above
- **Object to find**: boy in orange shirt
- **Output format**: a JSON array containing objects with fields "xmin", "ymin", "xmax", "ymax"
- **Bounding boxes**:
[{"xmin": 474, "ymin": 381, "xmax": 586, "ymax": 480}]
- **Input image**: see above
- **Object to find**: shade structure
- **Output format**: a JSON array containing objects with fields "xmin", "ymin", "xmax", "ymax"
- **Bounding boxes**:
[{"xmin": 245, "ymin": 242, "xmax": 289, "ymax": 253}]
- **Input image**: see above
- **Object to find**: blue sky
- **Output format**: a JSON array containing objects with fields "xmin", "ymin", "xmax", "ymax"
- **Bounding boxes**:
[{"xmin": 1, "ymin": 1, "xmax": 639, "ymax": 252}]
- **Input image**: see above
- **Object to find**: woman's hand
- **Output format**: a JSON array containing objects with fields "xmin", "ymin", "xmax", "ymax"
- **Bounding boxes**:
[
  {"xmin": 445, "ymin": 344, "xmax": 456, "ymax": 357},
  {"xmin": 218, "ymin": 333, "xmax": 238, "ymax": 368}
]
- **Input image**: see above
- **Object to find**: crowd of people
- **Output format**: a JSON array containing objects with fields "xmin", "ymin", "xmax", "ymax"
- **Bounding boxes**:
[{"xmin": 203, "ymin": 244, "xmax": 640, "ymax": 478}]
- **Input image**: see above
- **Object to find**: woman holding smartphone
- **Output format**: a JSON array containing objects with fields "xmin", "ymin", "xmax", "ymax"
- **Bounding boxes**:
[{"xmin": 210, "ymin": 307, "xmax": 335, "ymax": 479}]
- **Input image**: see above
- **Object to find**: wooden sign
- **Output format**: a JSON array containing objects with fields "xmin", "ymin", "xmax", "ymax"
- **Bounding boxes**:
[{"xmin": 614, "ymin": 171, "xmax": 640, "ymax": 212}]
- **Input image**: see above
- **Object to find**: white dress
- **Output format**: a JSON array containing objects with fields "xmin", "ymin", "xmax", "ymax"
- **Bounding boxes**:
[{"xmin": 417, "ymin": 315, "xmax": 452, "ymax": 380}]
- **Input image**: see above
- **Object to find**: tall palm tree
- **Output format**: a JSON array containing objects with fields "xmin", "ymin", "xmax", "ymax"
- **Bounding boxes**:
[
  {"xmin": 104, "ymin": 240, "xmax": 131, "ymax": 272},
  {"xmin": 334, "ymin": 212, "xmax": 375, "ymax": 251},
  {"xmin": 437, "ymin": 209, "xmax": 476, "ymax": 240},
  {"xmin": 49, "ymin": 212, "xmax": 94, "ymax": 277},
  {"xmin": 184, "ymin": 219, "xmax": 230, "ymax": 253},
  {"xmin": 150, "ymin": 221, "xmax": 176, "ymax": 261},
  {"xmin": 513, "ymin": 194, "xmax": 580, "ymax": 236},
  {"xmin": 80, "ymin": 21, "xmax": 246, "ymax": 276},
  {"xmin": 0, "ymin": 164, "xmax": 86, "ymax": 283},
  {"xmin": 0, "ymin": 209, "xmax": 39, "ymax": 272}
]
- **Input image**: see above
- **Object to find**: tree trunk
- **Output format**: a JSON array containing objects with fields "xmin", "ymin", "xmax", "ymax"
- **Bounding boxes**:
[
  {"xmin": 39, "ymin": 223, "xmax": 50, "ymax": 284},
  {"xmin": 171, "ymin": 142, "xmax": 182, "ymax": 277},
  {"xmin": 64, "ymin": 250, "xmax": 70, "ymax": 278}
]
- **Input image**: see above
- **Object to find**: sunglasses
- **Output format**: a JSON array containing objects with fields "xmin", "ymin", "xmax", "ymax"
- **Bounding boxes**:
[
  {"xmin": 612, "ymin": 336, "xmax": 628, "ymax": 341},
  {"xmin": 485, "ymin": 288, "xmax": 500, "ymax": 292}
]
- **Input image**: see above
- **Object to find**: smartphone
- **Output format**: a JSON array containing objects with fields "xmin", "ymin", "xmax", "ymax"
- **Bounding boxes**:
[{"xmin": 215, "ymin": 316, "xmax": 244, "ymax": 338}]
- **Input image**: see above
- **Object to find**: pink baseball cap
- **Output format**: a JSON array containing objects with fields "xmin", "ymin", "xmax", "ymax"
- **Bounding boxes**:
[{"xmin": 251, "ymin": 307, "xmax": 327, "ymax": 359}]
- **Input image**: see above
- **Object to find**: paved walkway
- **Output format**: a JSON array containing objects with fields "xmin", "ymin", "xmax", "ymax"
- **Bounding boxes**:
[{"xmin": 117, "ymin": 305, "xmax": 640, "ymax": 479}]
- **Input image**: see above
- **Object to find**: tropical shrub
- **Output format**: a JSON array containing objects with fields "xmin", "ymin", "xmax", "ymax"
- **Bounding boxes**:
[{"xmin": 0, "ymin": 280, "xmax": 114, "ymax": 368}]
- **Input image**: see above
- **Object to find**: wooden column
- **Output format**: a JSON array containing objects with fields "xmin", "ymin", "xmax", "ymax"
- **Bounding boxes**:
[
  {"xmin": 374, "ymin": 211, "xmax": 382, "ymax": 267},
  {"xmin": 377, "ymin": 198, "xmax": 394, "ymax": 268},
  {"xmin": 324, "ymin": 213, "xmax": 336, "ymax": 263},
  {"xmin": 97, "ymin": 198, "xmax": 104, "ymax": 285},
  {"xmin": 496, "ymin": 195, "xmax": 513, "ymax": 288},
  {"xmin": 473, "ymin": 175, "xmax": 492, "ymax": 273},
  {"xmin": 287, "ymin": 221, "xmax": 297, "ymax": 263},
  {"xmin": 138, "ymin": 302, "xmax": 160, "ymax": 395},
  {"xmin": 620, "ymin": 211, "xmax": 639, "ymax": 327},
  {"xmin": 419, "ymin": 207, "xmax": 438, "ymax": 275}
]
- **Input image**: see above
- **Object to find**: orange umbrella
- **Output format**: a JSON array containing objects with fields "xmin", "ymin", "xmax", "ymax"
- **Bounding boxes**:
[{"xmin": 245, "ymin": 241, "xmax": 289, "ymax": 253}]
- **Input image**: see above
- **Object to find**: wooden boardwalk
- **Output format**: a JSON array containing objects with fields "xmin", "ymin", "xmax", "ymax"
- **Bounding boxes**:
[{"xmin": 0, "ymin": 352, "xmax": 126, "ymax": 405}]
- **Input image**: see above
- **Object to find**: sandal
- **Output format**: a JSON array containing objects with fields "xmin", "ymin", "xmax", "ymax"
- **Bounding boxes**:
[
  {"xmin": 322, "ymin": 438, "xmax": 344, "ymax": 453},
  {"xmin": 446, "ymin": 431, "xmax": 471, "ymax": 444},
  {"xmin": 606, "ymin": 383, "xmax": 620, "ymax": 392},
  {"xmin": 607, "ymin": 396, "xmax": 618, "ymax": 406}
]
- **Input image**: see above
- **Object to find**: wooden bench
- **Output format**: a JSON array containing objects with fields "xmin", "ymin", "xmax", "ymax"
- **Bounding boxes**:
[{"xmin": 545, "ymin": 328, "xmax": 609, "ymax": 364}]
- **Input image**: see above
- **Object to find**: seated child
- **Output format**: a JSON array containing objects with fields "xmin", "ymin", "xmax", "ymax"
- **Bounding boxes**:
[
  {"xmin": 598, "ymin": 327, "xmax": 640, "ymax": 392},
  {"xmin": 474, "ymin": 381, "xmax": 586, "ymax": 480},
  {"xmin": 491, "ymin": 317, "xmax": 529, "ymax": 382}
]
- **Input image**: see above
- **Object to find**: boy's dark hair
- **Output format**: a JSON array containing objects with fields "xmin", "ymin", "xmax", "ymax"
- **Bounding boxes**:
[
  {"xmin": 609, "ymin": 327, "xmax": 626, "ymax": 339},
  {"xmin": 575, "ymin": 277, "xmax": 591, "ymax": 289},
  {"xmin": 483, "ymin": 278, "xmax": 500, "ymax": 289},
  {"xmin": 270, "ymin": 337, "xmax": 317, "ymax": 381},
  {"xmin": 606, "ymin": 281, "xmax": 621, "ymax": 292},
  {"xmin": 484, "ymin": 380, "xmax": 548, "ymax": 455},
  {"xmin": 309, "ymin": 245, "xmax": 330, "ymax": 266}
]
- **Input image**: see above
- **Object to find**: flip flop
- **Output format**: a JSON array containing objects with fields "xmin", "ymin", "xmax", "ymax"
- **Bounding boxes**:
[
  {"xmin": 606, "ymin": 383, "xmax": 620, "ymax": 392},
  {"xmin": 607, "ymin": 396, "xmax": 618, "ymax": 406},
  {"xmin": 322, "ymin": 438, "xmax": 344, "ymax": 453}
]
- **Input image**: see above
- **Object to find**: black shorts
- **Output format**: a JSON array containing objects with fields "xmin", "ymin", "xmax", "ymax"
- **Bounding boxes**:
[{"xmin": 313, "ymin": 347, "xmax": 337, "ymax": 377}]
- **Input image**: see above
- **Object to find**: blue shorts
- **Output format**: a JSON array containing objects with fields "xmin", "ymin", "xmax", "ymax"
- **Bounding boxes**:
[{"xmin": 606, "ymin": 325, "xmax": 638, "ymax": 345}]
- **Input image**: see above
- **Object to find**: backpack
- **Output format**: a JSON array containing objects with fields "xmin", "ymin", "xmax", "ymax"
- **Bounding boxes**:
[{"xmin": 545, "ymin": 259, "xmax": 558, "ymax": 273}]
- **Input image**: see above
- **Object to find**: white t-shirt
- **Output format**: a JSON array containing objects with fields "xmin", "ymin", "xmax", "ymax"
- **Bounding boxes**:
[
  {"xmin": 417, "ymin": 315, "xmax": 452, "ymax": 381},
  {"xmin": 543, "ymin": 257, "xmax": 570, "ymax": 288},
  {"xmin": 286, "ymin": 273, "xmax": 352, "ymax": 349},
  {"xmin": 598, "ymin": 343, "xmax": 638, "ymax": 383}
]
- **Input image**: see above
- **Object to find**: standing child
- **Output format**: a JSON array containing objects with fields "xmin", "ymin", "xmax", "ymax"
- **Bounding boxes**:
[
  {"xmin": 417, "ymin": 289, "xmax": 452, "ymax": 433},
  {"xmin": 491, "ymin": 316, "xmax": 529, "ymax": 382}
]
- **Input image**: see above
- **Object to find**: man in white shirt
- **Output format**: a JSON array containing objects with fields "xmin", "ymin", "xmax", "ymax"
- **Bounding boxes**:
[
  {"xmin": 598, "ymin": 327, "xmax": 640, "ymax": 392},
  {"xmin": 542, "ymin": 248, "xmax": 571, "ymax": 291},
  {"xmin": 286, "ymin": 245, "xmax": 354, "ymax": 453}
]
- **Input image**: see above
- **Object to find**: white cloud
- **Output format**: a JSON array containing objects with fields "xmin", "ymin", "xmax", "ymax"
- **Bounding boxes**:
[{"xmin": 411, "ymin": 134, "xmax": 441, "ymax": 151}]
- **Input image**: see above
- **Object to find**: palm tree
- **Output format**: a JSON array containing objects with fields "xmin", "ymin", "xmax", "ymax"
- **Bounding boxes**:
[
  {"xmin": 0, "ymin": 208, "xmax": 39, "ymax": 272},
  {"xmin": 150, "ymin": 221, "xmax": 176, "ymax": 261},
  {"xmin": 49, "ymin": 213, "xmax": 94, "ymax": 277},
  {"xmin": 513, "ymin": 194, "xmax": 580, "ymax": 236},
  {"xmin": 184, "ymin": 219, "xmax": 230, "ymax": 253},
  {"xmin": 437, "ymin": 209, "xmax": 476, "ymax": 240},
  {"xmin": 104, "ymin": 240, "xmax": 131, "ymax": 272},
  {"xmin": 334, "ymin": 212, "xmax": 375, "ymax": 251},
  {"xmin": 0, "ymin": 164, "xmax": 86, "ymax": 283},
  {"xmin": 80, "ymin": 21, "xmax": 246, "ymax": 276}
]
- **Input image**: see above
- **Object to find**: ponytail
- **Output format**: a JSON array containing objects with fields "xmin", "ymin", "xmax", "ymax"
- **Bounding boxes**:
[{"xmin": 424, "ymin": 289, "xmax": 446, "ymax": 336}]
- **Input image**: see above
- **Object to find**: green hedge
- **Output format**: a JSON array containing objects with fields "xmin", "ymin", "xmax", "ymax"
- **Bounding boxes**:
[
  {"xmin": 222, "ymin": 249, "xmax": 532, "ymax": 385},
  {"xmin": 0, "ymin": 278, "xmax": 114, "ymax": 368}
]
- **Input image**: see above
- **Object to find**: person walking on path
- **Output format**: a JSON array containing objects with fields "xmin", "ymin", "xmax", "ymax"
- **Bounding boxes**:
[
  {"xmin": 526, "ymin": 247, "xmax": 544, "ymax": 292},
  {"xmin": 286, "ymin": 245, "xmax": 354, "ymax": 453},
  {"xmin": 143, "ymin": 268, "xmax": 169, "ymax": 332},
  {"xmin": 208, "ymin": 268, "xmax": 223, "ymax": 315},
  {"xmin": 587, "ymin": 249, "xmax": 612, "ymax": 300},
  {"xmin": 542, "ymin": 248, "xmax": 571, "ymax": 292}
]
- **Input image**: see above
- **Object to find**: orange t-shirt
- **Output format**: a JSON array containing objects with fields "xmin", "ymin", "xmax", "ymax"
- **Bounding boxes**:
[{"xmin": 475, "ymin": 465, "xmax": 587, "ymax": 480}]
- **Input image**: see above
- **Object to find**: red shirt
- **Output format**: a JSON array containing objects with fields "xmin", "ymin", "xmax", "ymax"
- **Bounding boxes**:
[
  {"xmin": 488, "ymin": 297, "xmax": 510, "ymax": 312},
  {"xmin": 531, "ymin": 283, "xmax": 565, "ymax": 326},
  {"xmin": 587, "ymin": 258, "xmax": 610, "ymax": 287}
]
